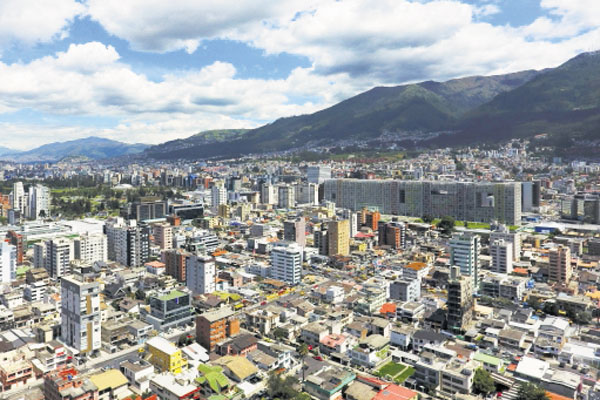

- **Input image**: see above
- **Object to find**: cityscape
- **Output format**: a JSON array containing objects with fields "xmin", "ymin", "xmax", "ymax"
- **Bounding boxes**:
[{"xmin": 0, "ymin": 2, "xmax": 599, "ymax": 400}]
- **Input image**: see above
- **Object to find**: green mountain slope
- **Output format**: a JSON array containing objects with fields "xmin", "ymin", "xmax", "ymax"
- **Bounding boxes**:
[{"xmin": 144, "ymin": 129, "xmax": 250, "ymax": 159}]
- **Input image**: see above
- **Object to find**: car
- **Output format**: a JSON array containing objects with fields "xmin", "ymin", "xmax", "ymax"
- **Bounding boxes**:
[{"xmin": 313, "ymin": 356, "xmax": 323, "ymax": 361}]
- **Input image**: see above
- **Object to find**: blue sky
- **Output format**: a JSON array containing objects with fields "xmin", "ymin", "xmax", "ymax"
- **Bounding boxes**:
[{"xmin": 0, "ymin": 0, "xmax": 598, "ymax": 150}]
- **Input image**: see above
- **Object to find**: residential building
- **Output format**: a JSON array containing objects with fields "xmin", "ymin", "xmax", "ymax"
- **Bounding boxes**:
[
  {"xmin": 549, "ymin": 245, "xmax": 572, "ymax": 284},
  {"xmin": 45, "ymin": 238, "xmax": 74, "ymax": 279},
  {"xmin": 304, "ymin": 366, "xmax": 355, "ymax": 400},
  {"xmin": 27, "ymin": 184, "xmax": 51, "ymax": 219},
  {"xmin": 162, "ymin": 248, "xmax": 188, "ymax": 282},
  {"xmin": 295, "ymin": 182, "xmax": 319, "ymax": 205},
  {"xmin": 0, "ymin": 241, "xmax": 16, "ymax": 284},
  {"xmin": 328, "ymin": 219, "xmax": 350, "ymax": 256},
  {"xmin": 277, "ymin": 185, "xmax": 295, "ymax": 209},
  {"xmin": 490, "ymin": 239, "xmax": 513, "ymax": 274},
  {"xmin": 450, "ymin": 233, "xmax": 481, "ymax": 288},
  {"xmin": 196, "ymin": 308, "xmax": 240, "ymax": 352},
  {"xmin": 490, "ymin": 224, "xmax": 521, "ymax": 261},
  {"xmin": 146, "ymin": 336, "xmax": 188, "ymax": 374},
  {"xmin": 307, "ymin": 165, "xmax": 331, "ymax": 184},
  {"xmin": 390, "ymin": 278, "xmax": 420, "ymax": 302},
  {"xmin": 74, "ymin": 233, "xmax": 108, "ymax": 265},
  {"xmin": 154, "ymin": 223, "xmax": 173, "ymax": 250},
  {"xmin": 447, "ymin": 266, "xmax": 474, "ymax": 334},
  {"xmin": 106, "ymin": 218, "xmax": 150, "ymax": 267},
  {"xmin": 44, "ymin": 367, "xmax": 98, "ymax": 400},
  {"xmin": 378, "ymin": 221, "xmax": 406, "ymax": 249},
  {"xmin": 283, "ymin": 217, "xmax": 306, "ymax": 247},
  {"xmin": 61, "ymin": 275, "xmax": 102, "ymax": 355},
  {"xmin": 186, "ymin": 254, "xmax": 216, "ymax": 295},
  {"xmin": 271, "ymin": 243, "xmax": 303, "ymax": 285}
]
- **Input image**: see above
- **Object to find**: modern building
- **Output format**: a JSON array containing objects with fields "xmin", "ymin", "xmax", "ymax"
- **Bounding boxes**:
[
  {"xmin": 447, "ymin": 266, "xmax": 474, "ymax": 334},
  {"xmin": 106, "ymin": 219, "xmax": 150, "ymax": 267},
  {"xmin": 283, "ymin": 217, "xmax": 306, "ymax": 247},
  {"xmin": 45, "ymin": 238, "xmax": 74, "ymax": 279},
  {"xmin": 277, "ymin": 185, "xmax": 295, "ymax": 209},
  {"xmin": 490, "ymin": 224, "xmax": 521, "ymax": 261},
  {"xmin": 74, "ymin": 233, "xmax": 108, "ymax": 265},
  {"xmin": 196, "ymin": 308, "xmax": 240, "ymax": 352},
  {"xmin": 378, "ymin": 221, "xmax": 406, "ymax": 249},
  {"xmin": 186, "ymin": 254, "xmax": 216, "ymax": 295},
  {"xmin": 27, "ymin": 184, "xmax": 51, "ymax": 219},
  {"xmin": 450, "ymin": 233, "xmax": 481, "ymax": 288},
  {"xmin": 295, "ymin": 182, "xmax": 319, "ymax": 205},
  {"xmin": 314, "ymin": 229, "xmax": 329, "ymax": 256},
  {"xmin": 146, "ymin": 290, "xmax": 194, "ymax": 330},
  {"xmin": 124, "ymin": 197, "xmax": 168, "ymax": 221},
  {"xmin": 260, "ymin": 184, "xmax": 277, "ymax": 205},
  {"xmin": 549, "ymin": 245, "xmax": 572, "ymax": 284},
  {"xmin": 154, "ymin": 223, "xmax": 173, "ymax": 250},
  {"xmin": 328, "ymin": 219, "xmax": 350, "ymax": 256},
  {"xmin": 0, "ymin": 241, "xmax": 16, "ymax": 284},
  {"xmin": 61, "ymin": 275, "xmax": 102, "ymax": 355},
  {"xmin": 11, "ymin": 182, "xmax": 26, "ymax": 213},
  {"xmin": 307, "ymin": 165, "xmax": 332, "ymax": 184},
  {"xmin": 490, "ymin": 239, "xmax": 513, "ymax": 274},
  {"xmin": 271, "ymin": 243, "xmax": 303, "ymax": 285},
  {"xmin": 390, "ymin": 278, "xmax": 420, "ymax": 302},
  {"xmin": 146, "ymin": 336, "xmax": 188, "ymax": 374},
  {"xmin": 324, "ymin": 179, "xmax": 521, "ymax": 225},
  {"xmin": 211, "ymin": 182, "xmax": 227, "ymax": 209},
  {"xmin": 7, "ymin": 230, "xmax": 24, "ymax": 265},
  {"xmin": 162, "ymin": 248, "xmax": 188, "ymax": 282}
]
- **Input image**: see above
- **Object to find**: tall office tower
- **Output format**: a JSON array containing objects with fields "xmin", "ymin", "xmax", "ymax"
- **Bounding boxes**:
[
  {"xmin": 490, "ymin": 239, "xmax": 513, "ymax": 274},
  {"xmin": 549, "ymin": 245, "xmax": 572, "ymax": 284},
  {"xmin": 450, "ymin": 233, "xmax": 481, "ymax": 288},
  {"xmin": 45, "ymin": 238, "xmax": 74, "ymax": 279},
  {"xmin": 295, "ymin": 182, "xmax": 319, "ymax": 205},
  {"xmin": 277, "ymin": 185, "xmax": 295, "ymax": 209},
  {"xmin": 271, "ymin": 243, "xmax": 303, "ymax": 285},
  {"xmin": 521, "ymin": 181, "xmax": 542, "ymax": 212},
  {"xmin": 490, "ymin": 224, "xmax": 521, "ymax": 261},
  {"xmin": 107, "ymin": 219, "xmax": 150, "ymax": 267},
  {"xmin": 377, "ymin": 221, "xmax": 406, "ymax": 249},
  {"xmin": 283, "ymin": 218, "xmax": 306, "ymax": 247},
  {"xmin": 228, "ymin": 176, "xmax": 242, "ymax": 192},
  {"xmin": 7, "ymin": 230, "xmax": 24, "ymax": 265},
  {"xmin": 27, "ymin": 184, "xmax": 51, "ymax": 219},
  {"xmin": 122, "ymin": 197, "xmax": 168, "ymax": 221},
  {"xmin": 211, "ymin": 182, "xmax": 227, "ymax": 209},
  {"xmin": 323, "ymin": 179, "xmax": 522, "ymax": 225},
  {"xmin": 307, "ymin": 165, "xmax": 332, "ymax": 184},
  {"xmin": 314, "ymin": 229, "xmax": 329, "ymax": 256},
  {"xmin": 0, "ymin": 241, "xmax": 16, "ymax": 284},
  {"xmin": 74, "ymin": 234, "xmax": 108, "ymax": 265},
  {"xmin": 341, "ymin": 209, "xmax": 358, "ymax": 238},
  {"xmin": 11, "ymin": 182, "xmax": 26, "ymax": 212},
  {"xmin": 61, "ymin": 275, "xmax": 101, "ymax": 355},
  {"xmin": 328, "ymin": 219, "xmax": 350, "ymax": 256},
  {"xmin": 154, "ymin": 223, "xmax": 173, "ymax": 250},
  {"xmin": 163, "ymin": 248, "xmax": 188, "ymax": 282},
  {"xmin": 33, "ymin": 242, "xmax": 46, "ymax": 269},
  {"xmin": 447, "ymin": 266, "xmax": 474, "ymax": 334},
  {"xmin": 186, "ymin": 254, "xmax": 216, "ymax": 295},
  {"xmin": 260, "ymin": 184, "xmax": 278, "ymax": 205}
]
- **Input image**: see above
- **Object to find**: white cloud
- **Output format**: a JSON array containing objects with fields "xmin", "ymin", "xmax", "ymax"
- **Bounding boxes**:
[{"xmin": 0, "ymin": 0, "xmax": 83, "ymax": 48}]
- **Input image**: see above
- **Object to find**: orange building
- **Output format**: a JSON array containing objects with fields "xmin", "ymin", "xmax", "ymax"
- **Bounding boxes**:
[
  {"xmin": 43, "ymin": 367, "xmax": 98, "ymax": 400},
  {"xmin": 196, "ymin": 308, "xmax": 240, "ymax": 352}
]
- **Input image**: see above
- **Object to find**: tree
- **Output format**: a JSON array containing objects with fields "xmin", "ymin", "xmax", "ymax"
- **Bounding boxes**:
[
  {"xmin": 297, "ymin": 343, "xmax": 309, "ymax": 382},
  {"xmin": 273, "ymin": 328, "xmax": 287, "ymax": 341},
  {"xmin": 266, "ymin": 373, "xmax": 301, "ymax": 400},
  {"xmin": 422, "ymin": 215, "xmax": 433, "ymax": 224},
  {"xmin": 473, "ymin": 368, "xmax": 495, "ymax": 396},
  {"xmin": 437, "ymin": 216, "xmax": 455, "ymax": 235},
  {"xmin": 517, "ymin": 382, "xmax": 549, "ymax": 400}
]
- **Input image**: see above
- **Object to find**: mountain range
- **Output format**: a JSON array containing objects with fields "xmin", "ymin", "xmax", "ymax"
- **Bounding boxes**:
[
  {"xmin": 0, "ymin": 137, "xmax": 148, "ymax": 162},
  {"xmin": 145, "ymin": 50, "xmax": 600, "ymax": 159}
]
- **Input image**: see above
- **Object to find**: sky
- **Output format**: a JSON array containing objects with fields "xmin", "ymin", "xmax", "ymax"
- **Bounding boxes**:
[{"xmin": 0, "ymin": 0, "xmax": 598, "ymax": 150}]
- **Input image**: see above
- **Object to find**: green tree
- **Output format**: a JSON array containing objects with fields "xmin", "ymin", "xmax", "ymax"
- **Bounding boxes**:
[
  {"xmin": 266, "ymin": 373, "xmax": 301, "ymax": 399},
  {"xmin": 473, "ymin": 368, "xmax": 495, "ymax": 396},
  {"xmin": 273, "ymin": 327, "xmax": 287, "ymax": 341},
  {"xmin": 297, "ymin": 343, "xmax": 309, "ymax": 382},
  {"xmin": 517, "ymin": 382, "xmax": 549, "ymax": 400},
  {"xmin": 437, "ymin": 216, "xmax": 455, "ymax": 235}
]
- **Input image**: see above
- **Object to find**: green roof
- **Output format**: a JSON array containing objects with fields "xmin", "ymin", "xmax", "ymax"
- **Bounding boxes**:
[
  {"xmin": 473, "ymin": 352, "xmax": 502, "ymax": 366},
  {"xmin": 16, "ymin": 266, "xmax": 30, "ymax": 276},
  {"xmin": 197, "ymin": 364, "xmax": 229, "ymax": 393},
  {"xmin": 159, "ymin": 290, "xmax": 187, "ymax": 301}
]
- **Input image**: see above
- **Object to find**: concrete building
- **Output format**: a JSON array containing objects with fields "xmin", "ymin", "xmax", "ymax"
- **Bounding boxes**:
[
  {"xmin": 490, "ymin": 239, "xmax": 513, "ymax": 274},
  {"xmin": 283, "ymin": 217, "xmax": 306, "ymax": 247},
  {"xmin": 61, "ymin": 275, "xmax": 101, "ymax": 355},
  {"xmin": 106, "ymin": 219, "xmax": 150, "ymax": 267},
  {"xmin": 390, "ymin": 278, "xmax": 420, "ymax": 302},
  {"xmin": 196, "ymin": 308, "xmax": 240, "ymax": 352},
  {"xmin": 549, "ymin": 245, "xmax": 572, "ymax": 284},
  {"xmin": 450, "ymin": 233, "xmax": 481, "ymax": 288},
  {"xmin": 27, "ymin": 184, "xmax": 51, "ymax": 219},
  {"xmin": 45, "ymin": 238, "xmax": 74, "ymax": 279},
  {"xmin": 260, "ymin": 184, "xmax": 277, "ymax": 205},
  {"xmin": 154, "ymin": 223, "xmax": 173, "ymax": 250},
  {"xmin": 146, "ymin": 336, "xmax": 187, "ymax": 374},
  {"xmin": 0, "ymin": 241, "xmax": 16, "ymax": 284},
  {"xmin": 307, "ymin": 165, "xmax": 331, "ymax": 184},
  {"xmin": 271, "ymin": 243, "xmax": 303, "ymax": 285},
  {"xmin": 146, "ymin": 290, "xmax": 194, "ymax": 330},
  {"xmin": 324, "ymin": 179, "xmax": 521, "ymax": 225},
  {"xmin": 447, "ymin": 266, "xmax": 474, "ymax": 334},
  {"xmin": 211, "ymin": 182, "xmax": 227, "ymax": 209},
  {"xmin": 328, "ymin": 219, "xmax": 350, "ymax": 256},
  {"xmin": 490, "ymin": 224, "xmax": 521, "ymax": 261},
  {"xmin": 277, "ymin": 185, "xmax": 295, "ymax": 209},
  {"xmin": 186, "ymin": 254, "xmax": 216, "ymax": 295},
  {"xmin": 162, "ymin": 248, "xmax": 188, "ymax": 282},
  {"xmin": 74, "ymin": 233, "xmax": 108, "ymax": 265},
  {"xmin": 378, "ymin": 221, "xmax": 406, "ymax": 249},
  {"xmin": 296, "ymin": 182, "xmax": 319, "ymax": 205}
]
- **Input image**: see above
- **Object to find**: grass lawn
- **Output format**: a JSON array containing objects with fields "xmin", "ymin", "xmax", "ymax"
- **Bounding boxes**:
[
  {"xmin": 394, "ymin": 367, "xmax": 415, "ymax": 383},
  {"xmin": 377, "ymin": 362, "xmax": 405, "ymax": 377}
]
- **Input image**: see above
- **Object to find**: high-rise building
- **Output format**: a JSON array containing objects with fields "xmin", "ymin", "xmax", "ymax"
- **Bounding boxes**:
[
  {"xmin": 277, "ymin": 185, "xmax": 295, "ymax": 209},
  {"xmin": 7, "ymin": 230, "xmax": 24, "ymax": 265},
  {"xmin": 450, "ymin": 233, "xmax": 481, "ymax": 288},
  {"xmin": 549, "ymin": 245, "xmax": 572, "ymax": 284},
  {"xmin": 341, "ymin": 209, "xmax": 358, "ymax": 238},
  {"xmin": 33, "ymin": 242, "xmax": 46, "ymax": 269},
  {"xmin": 146, "ymin": 290, "xmax": 194, "ymax": 331},
  {"xmin": 196, "ymin": 308, "xmax": 239, "ymax": 352},
  {"xmin": 363, "ymin": 210, "xmax": 380, "ymax": 231},
  {"xmin": 490, "ymin": 224, "xmax": 521, "ymax": 261},
  {"xmin": 271, "ymin": 243, "xmax": 303, "ymax": 285},
  {"xmin": 283, "ymin": 218, "xmax": 306, "ymax": 247},
  {"xmin": 307, "ymin": 165, "xmax": 332, "ymax": 184},
  {"xmin": 314, "ymin": 229, "xmax": 329, "ymax": 256},
  {"xmin": 153, "ymin": 223, "xmax": 173, "ymax": 250},
  {"xmin": 162, "ymin": 249, "xmax": 188, "ymax": 282},
  {"xmin": 295, "ymin": 182, "xmax": 319, "ymax": 205},
  {"xmin": 11, "ymin": 182, "xmax": 26, "ymax": 213},
  {"xmin": 61, "ymin": 275, "xmax": 101, "ymax": 355},
  {"xmin": 74, "ymin": 233, "xmax": 108, "ymax": 265},
  {"xmin": 390, "ymin": 278, "xmax": 420, "ymax": 302},
  {"xmin": 45, "ymin": 238, "xmax": 74, "ymax": 279},
  {"xmin": 328, "ymin": 219, "xmax": 350, "ymax": 256},
  {"xmin": 378, "ymin": 221, "xmax": 406, "ymax": 249},
  {"xmin": 324, "ymin": 179, "xmax": 522, "ymax": 225},
  {"xmin": 447, "ymin": 266, "xmax": 474, "ymax": 334},
  {"xmin": 186, "ymin": 255, "xmax": 216, "ymax": 294},
  {"xmin": 490, "ymin": 239, "xmax": 513, "ymax": 274},
  {"xmin": 106, "ymin": 219, "xmax": 150, "ymax": 267},
  {"xmin": 260, "ymin": 184, "xmax": 277, "ymax": 205},
  {"xmin": 0, "ymin": 241, "xmax": 16, "ymax": 284},
  {"xmin": 211, "ymin": 182, "xmax": 227, "ymax": 209},
  {"xmin": 123, "ymin": 197, "xmax": 168, "ymax": 221},
  {"xmin": 27, "ymin": 184, "xmax": 51, "ymax": 219}
]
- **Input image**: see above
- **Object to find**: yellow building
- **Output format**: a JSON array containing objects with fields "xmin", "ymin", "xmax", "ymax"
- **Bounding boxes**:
[
  {"xmin": 218, "ymin": 204, "xmax": 231, "ymax": 218},
  {"xmin": 146, "ymin": 336, "xmax": 187, "ymax": 374},
  {"xmin": 328, "ymin": 219, "xmax": 350, "ymax": 256},
  {"xmin": 89, "ymin": 369, "xmax": 130, "ymax": 400}
]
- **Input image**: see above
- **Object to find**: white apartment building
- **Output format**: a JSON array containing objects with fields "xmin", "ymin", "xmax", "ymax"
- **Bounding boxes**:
[
  {"xmin": 0, "ymin": 241, "xmax": 16, "ymax": 284},
  {"xmin": 61, "ymin": 275, "xmax": 101, "ymax": 355},
  {"xmin": 186, "ymin": 255, "xmax": 216, "ymax": 295},
  {"xmin": 45, "ymin": 238, "xmax": 74, "ymax": 279},
  {"xmin": 450, "ymin": 233, "xmax": 481, "ymax": 288},
  {"xmin": 271, "ymin": 243, "xmax": 303, "ymax": 285},
  {"xmin": 74, "ymin": 233, "xmax": 108, "ymax": 265},
  {"xmin": 490, "ymin": 239, "xmax": 513, "ymax": 274}
]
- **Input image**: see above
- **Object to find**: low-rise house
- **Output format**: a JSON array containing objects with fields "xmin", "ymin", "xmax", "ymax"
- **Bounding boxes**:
[
  {"xmin": 412, "ymin": 330, "xmax": 447, "ymax": 352},
  {"xmin": 304, "ymin": 366, "xmax": 356, "ymax": 400},
  {"xmin": 89, "ymin": 369, "xmax": 132, "ymax": 400},
  {"xmin": 120, "ymin": 360, "xmax": 154, "ymax": 394},
  {"xmin": 350, "ymin": 334, "xmax": 390, "ymax": 368}
]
